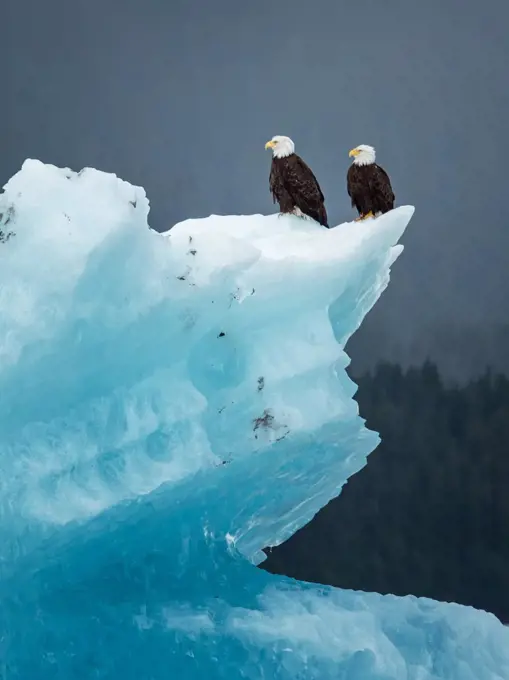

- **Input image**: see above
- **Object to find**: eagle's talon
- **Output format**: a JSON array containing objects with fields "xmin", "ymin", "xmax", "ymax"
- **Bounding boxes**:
[{"xmin": 355, "ymin": 211, "xmax": 375, "ymax": 222}]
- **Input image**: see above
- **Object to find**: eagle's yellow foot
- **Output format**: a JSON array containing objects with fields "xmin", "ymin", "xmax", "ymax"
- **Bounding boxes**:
[{"xmin": 355, "ymin": 211, "xmax": 374, "ymax": 222}]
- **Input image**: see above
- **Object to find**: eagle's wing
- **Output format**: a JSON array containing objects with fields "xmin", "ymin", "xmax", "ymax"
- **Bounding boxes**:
[
  {"xmin": 292, "ymin": 155, "xmax": 325, "ymax": 204},
  {"xmin": 373, "ymin": 164, "xmax": 395, "ymax": 208},
  {"xmin": 289, "ymin": 156, "xmax": 328, "ymax": 227}
]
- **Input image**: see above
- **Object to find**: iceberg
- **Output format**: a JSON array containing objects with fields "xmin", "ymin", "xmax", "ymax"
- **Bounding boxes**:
[{"xmin": 0, "ymin": 159, "xmax": 508, "ymax": 679}]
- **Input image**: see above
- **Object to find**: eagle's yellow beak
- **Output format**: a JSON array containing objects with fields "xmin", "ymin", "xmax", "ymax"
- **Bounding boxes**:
[
  {"xmin": 349, "ymin": 148, "xmax": 360, "ymax": 158},
  {"xmin": 265, "ymin": 140, "xmax": 276, "ymax": 150}
]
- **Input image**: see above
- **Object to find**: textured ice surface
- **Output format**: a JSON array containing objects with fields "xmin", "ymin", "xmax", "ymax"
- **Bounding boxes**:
[{"xmin": 0, "ymin": 159, "xmax": 508, "ymax": 679}]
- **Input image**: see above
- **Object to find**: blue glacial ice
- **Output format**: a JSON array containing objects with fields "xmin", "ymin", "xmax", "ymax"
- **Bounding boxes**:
[{"xmin": 0, "ymin": 159, "xmax": 508, "ymax": 679}]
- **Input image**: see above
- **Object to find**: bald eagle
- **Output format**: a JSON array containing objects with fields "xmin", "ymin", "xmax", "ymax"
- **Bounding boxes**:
[
  {"xmin": 265, "ymin": 136, "xmax": 328, "ymax": 228},
  {"xmin": 347, "ymin": 144, "xmax": 395, "ymax": 221}
]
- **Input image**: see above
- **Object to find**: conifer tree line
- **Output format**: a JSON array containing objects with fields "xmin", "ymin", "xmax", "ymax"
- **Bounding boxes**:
[{"xmin": 263, "ymin": 361, "xmax": 509, "ymax": 623}]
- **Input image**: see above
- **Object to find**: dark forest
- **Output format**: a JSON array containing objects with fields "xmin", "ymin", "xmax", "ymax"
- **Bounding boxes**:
[{"xmin": 263, "ymin": 361, "xmax": 509, "ymax": 623}]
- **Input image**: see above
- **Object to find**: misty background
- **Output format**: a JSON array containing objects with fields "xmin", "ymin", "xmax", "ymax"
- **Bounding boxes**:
[{"xmin": 4, "ymin": 0, "xmax": 509, "ymax": 377}]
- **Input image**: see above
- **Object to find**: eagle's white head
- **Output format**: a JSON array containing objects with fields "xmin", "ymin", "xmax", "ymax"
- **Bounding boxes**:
[
  {"xmin": 265, "ymin": 135, "xmax": 295, "ymax": 159},
  {"xmin": 349, "ymin": 144, "xmax": 376, "ymax": 166}
]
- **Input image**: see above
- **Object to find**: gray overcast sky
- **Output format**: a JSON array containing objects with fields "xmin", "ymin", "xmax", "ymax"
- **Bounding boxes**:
[{"xmin": 3, "ymin": 0, "xmax": 509, "ymax": 369}]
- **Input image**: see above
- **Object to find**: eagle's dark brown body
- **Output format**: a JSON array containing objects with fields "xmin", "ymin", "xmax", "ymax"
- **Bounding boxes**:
[
  {"xmin": 347, "ymin": 163, "xmax": 395, "ymax": 217},
  {"xmin": 269, "ymin": 154, "xmax": 328, "ymax": 228}
]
